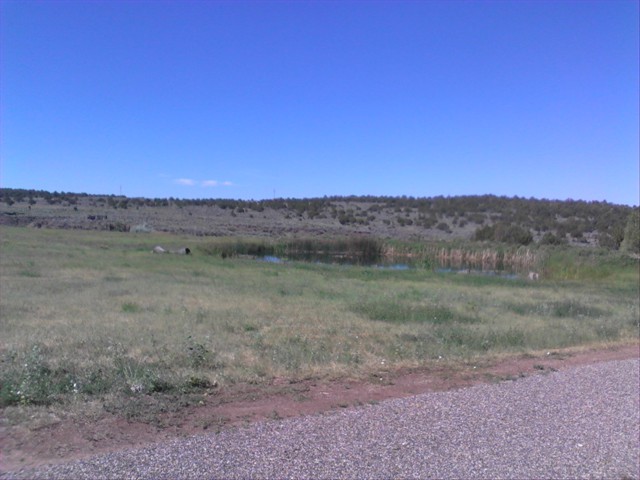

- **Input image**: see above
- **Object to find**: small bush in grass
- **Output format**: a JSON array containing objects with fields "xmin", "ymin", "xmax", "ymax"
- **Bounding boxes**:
[
  {"xmin": 79, "ymin": 368, "xmax": 112, "ymax": 395},
  {"xmin": 184, "ymin": 375, "xmax": 214, "ymax": 391},
  {"xmin": 267, "ymin": 335, "xmax": 333, "ymax": 371},
  {"xmin": 121, "ymin": 302, "xmax": 142, "ymax": 313},
  {"xmin": 114, "ymin": 356, "xmax": 174, "ymax": 394},
  {"xmin": 0, "ymin": 345, "xmax": 75, "ymax": 406},
  {"xmin": 549, "ymin": 300, "xmax": 605, "ymax": 318},
  {"xmin": 434, "ymin": 326, "xmax": 526, "ymax": 352},
  {"xmin": 506, "ymin": 300, "xmax": 608, "ymax": 318},
  {"xmin": 353, "ymin": 299, "xmax": 477, "ymax": 324},
  {"xmin": 185, "ymin": 336, "xmax": 215, "ymax": 368},
  {"xmin": 19, "ymin": 269, "xmax": 41, "ymax": 278}
]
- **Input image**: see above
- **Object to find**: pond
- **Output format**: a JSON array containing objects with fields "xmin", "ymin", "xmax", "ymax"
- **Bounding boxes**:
[
  {"xmin": 258, "ymin": 254, "xmax": 523, "ymax": 278},
  {"xmin": 435, "ymin": 267, "xmax": 520, "ymax": 279}
]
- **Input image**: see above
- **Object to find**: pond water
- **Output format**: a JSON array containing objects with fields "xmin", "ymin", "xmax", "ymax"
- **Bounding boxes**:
[
  {"xmin": 261, "ymin": 255, "xmax": 284, "ymax": 264},
  {"xmin": 258, "ymin": 255, "xmax": 522, "ymax": 278},
  {"xmin": 435, "ymin": 267, "xmax": 520, "ymax": 279}
]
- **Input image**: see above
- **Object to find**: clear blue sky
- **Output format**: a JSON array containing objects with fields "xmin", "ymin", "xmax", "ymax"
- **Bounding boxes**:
[{"xmin": 1, "ymin": 0, "xmax": 638, "ymax": 205}]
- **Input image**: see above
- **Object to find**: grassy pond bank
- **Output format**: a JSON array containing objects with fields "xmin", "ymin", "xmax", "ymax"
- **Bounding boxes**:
[{"xmin": 1, "ymin": 227, "xmax": 638, "ymax": 423}]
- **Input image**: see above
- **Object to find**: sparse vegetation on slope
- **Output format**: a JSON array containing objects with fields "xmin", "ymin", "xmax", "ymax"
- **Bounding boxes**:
[{"xmin": 0, "ymin": 189, "xmax": 635, "ymax": 248}]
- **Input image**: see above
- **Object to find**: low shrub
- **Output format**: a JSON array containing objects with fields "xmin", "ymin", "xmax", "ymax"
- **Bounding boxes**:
[
  {"xmin": 352, "ymin": 299, "xmax": 477, "ymax": 324},
  {"xmin": 1, "ymin": 345, "xmax": 76, "ymax": 406},
  {"xmin": 474, "ymin": 223, "xmax": 533, "ymax": 245}
]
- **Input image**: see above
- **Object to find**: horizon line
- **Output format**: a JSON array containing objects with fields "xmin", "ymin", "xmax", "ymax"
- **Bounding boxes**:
[{"xmin": 1, "ymin": 186, "xmax": 637, "ymax": 207}]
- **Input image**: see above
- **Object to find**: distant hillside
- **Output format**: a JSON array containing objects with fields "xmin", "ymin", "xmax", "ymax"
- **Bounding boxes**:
[{"xmin": 1, "ymin": 188, "xmax": 636, "ymax": 249}]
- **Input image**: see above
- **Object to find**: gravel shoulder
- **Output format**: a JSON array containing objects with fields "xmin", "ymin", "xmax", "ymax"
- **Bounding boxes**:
[
  {"xmin": 2, "ymin": 344, "xmax": 637, "ymax": 473},
  {"xmin": 4, "ymin": 355, "xmax": 639, "ymax": 480}
]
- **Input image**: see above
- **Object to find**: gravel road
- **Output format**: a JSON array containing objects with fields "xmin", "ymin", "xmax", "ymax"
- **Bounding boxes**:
[{"xmin": 5, "ymin": 358, "xmax": 639, "ymax": 480}]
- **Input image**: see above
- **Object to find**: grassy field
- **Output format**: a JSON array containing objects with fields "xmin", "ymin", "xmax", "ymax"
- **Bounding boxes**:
[{"xmin": 1, "ymin": 227, "xmax": 638, "ymax": 419}]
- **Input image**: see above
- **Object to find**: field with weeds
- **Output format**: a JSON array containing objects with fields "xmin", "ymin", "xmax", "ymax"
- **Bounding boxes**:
[{"xmin": 1, "ymin": 226, "xmax": 638, "ymax": 426}]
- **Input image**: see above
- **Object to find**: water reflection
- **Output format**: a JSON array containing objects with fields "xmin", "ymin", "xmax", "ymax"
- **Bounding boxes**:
[
  {"xmin": 435, "ymin": 267, "xmax": 519, "ymax": 279},
  {"xmin": 261, "ymin": 255, "xmax": 284, "ymax": 264},
  {"xmin": 258, "ymin": 254, "xmax": 521, "ymax": 278}
]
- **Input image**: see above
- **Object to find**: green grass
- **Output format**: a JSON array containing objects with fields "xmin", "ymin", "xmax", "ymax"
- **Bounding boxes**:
[
  {"xmin": 540, "ymin": 246, "xmax": 640, "ymax": 281},
  {"xmin": 352, "ymin": 298, "xmax": 478, "ymax": 324},
  {"xmin": 1, "ymin": 227, "xmax": 638, "ymax": 418}
]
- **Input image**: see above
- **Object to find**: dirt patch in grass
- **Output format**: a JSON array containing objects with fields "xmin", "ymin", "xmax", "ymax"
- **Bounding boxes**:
[{"xmin": 1, "ymin": 342, "xmax": 637, "ymax": 473}]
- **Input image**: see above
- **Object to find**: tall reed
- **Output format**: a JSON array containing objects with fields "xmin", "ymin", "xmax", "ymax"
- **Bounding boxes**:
[
  {"xmin": 383, "ymin": 243, "xmax": 541, "ymax": 272},
  {"xmin": 200, "ymin": 237, "xmax": 384, "ymax": 264}
]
